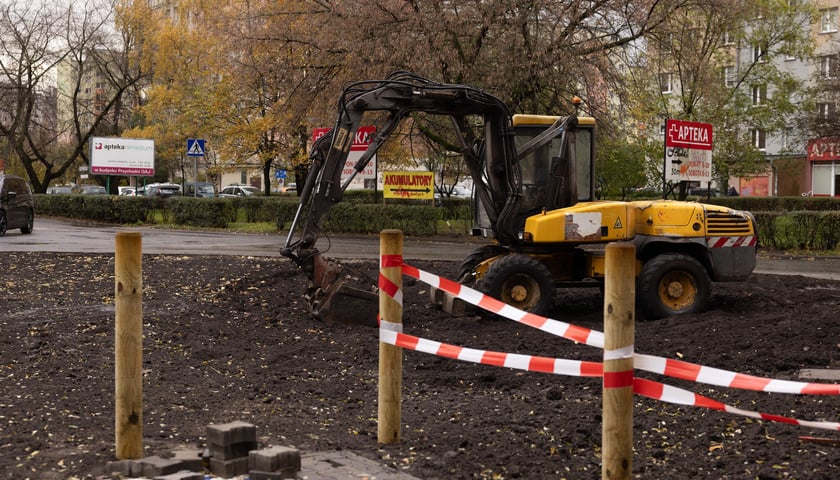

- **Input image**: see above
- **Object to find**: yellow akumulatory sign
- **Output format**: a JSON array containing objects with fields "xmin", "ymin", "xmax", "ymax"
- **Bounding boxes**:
[{"xmin": 383, "ymin": 171, "xmax": 435, "ymax": 200}]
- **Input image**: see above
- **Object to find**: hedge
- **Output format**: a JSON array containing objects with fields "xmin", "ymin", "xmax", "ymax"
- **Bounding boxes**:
[{"xmin": 32, "ymin": 194, "xmax": 840, "ymax": 251}]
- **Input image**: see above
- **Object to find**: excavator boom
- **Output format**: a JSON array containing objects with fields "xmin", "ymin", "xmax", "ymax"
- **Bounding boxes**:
[{"xmin": 282, "ymin": 72, "xmax": 582, "ymax": 324}]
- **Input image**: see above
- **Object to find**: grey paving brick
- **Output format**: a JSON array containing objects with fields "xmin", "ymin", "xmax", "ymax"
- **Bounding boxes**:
[
  {"xmin": 152, "ymin": 470, "xmax": 205, "ymax": 480},
  {"xmin": 249, "ymin": 445, "xmax": 301, "ymax": 472},
  {"xmin": 209, "ymin": 440, "xmax": 258, "ymax": 460},
  {"xmin": 171, "ymin": 447, "xmax": 205, "ymax": 472},
  {"xmin": 206, "ymin": 420, "xmax": 256, "ymax": 446},
  {"xmin": 137, "ymin": 455, "xmax": 184, "ymax": 478},
  {"xmin": 209, "ymin": 455, "xmax": 249, "ymax": 477}
]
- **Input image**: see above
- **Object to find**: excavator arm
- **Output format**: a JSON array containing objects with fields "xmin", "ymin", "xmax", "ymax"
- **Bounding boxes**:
[{"xmin": 280, "ymin": 72, "xmax": 576, "ymax": 324}]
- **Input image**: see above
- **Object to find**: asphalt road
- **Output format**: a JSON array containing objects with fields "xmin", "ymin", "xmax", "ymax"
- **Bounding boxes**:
[{"xmin": 2, "ymin": 217, "xmax": 840, "ymax": 280}]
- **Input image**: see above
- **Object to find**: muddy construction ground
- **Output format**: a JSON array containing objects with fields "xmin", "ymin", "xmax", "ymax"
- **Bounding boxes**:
[{"xmin": 1, "ymin": 252, "xmax": 839, "ymax": 479}]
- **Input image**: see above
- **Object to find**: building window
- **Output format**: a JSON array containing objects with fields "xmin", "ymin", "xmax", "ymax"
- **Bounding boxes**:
[
  {"xmin": 659, "ymin": 73, "xmax": 674, "ymax": 93},
  {"xmin": 751, "ymin": 128, "xmax": 766, "ymax": 150},
  {"xmin": 752, "ymin": 43, "xmax": 767, "ymax": 63},
  {"xmin": 751, "ymin": 84, "xmax": 767, "ymax": 105},
  {"xmin": 722, "ymin": 30, "xmax": 735, "ymax": 46},
  {"xmin": 818, "ymin": 102, "xmax": 836, "ymax": 121},
  {"xmin": 723, "ymin": 65, "xmax": 737, "ymax": 87},
  {"xmin": 819, "ymin": 55, "xmax": 838, "ymax": 78},
  {"xmin": 821, "ymin": 7, "xmax": 838, "ymax": 33}
]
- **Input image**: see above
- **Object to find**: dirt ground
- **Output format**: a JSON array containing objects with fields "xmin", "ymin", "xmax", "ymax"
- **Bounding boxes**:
[{"xmin": 1, "ymin": 251, "xmax": 839, "ymax": 480}]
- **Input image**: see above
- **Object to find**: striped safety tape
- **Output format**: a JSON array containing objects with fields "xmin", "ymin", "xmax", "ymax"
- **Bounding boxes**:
[
  {"xmin": 379, "ymin": 324, "xmax": 602, "ymax": 377},
  {"xmin": 398, "ymin": 262, "xmax": 840, "ymax": 396},
  {"xmin": 634, "ymin": 378, "xmax": 840, "ymax": 431},
  {"xmin": 400, "ymin": 263, "xmax": 605, "ymax": 349},
  {"xmin": 378, "ymin": 325, "xmax": 840, "ymax": 431}
]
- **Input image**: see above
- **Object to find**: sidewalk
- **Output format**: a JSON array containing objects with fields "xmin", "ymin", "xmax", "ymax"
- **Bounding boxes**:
[{"xmin": 299, "ymin": 451, "xmax": 421, "ymax": 480}]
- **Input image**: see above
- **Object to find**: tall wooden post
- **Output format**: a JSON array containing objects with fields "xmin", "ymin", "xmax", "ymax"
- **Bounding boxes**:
[
  {"xmin": 115, "ymin": 232, "xmax": 143, "ymax": 459},
  {"xmin": 378, "ymin": 229, "xmax": 403, "ymax": 444},
  {"xmin": 602, "ymin": 243, "xmax": 636, "ymax": 480}
]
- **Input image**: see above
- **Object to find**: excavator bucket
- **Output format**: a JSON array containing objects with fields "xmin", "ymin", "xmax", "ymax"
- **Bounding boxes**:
[{"xmin": 307, "ymin": 253, "xmax": 379, "ymax": 327}]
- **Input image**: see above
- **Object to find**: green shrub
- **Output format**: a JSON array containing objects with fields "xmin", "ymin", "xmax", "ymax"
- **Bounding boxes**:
[{"xmin": 170, "ymin": 198, "xmax": 233, "ymax": 228}]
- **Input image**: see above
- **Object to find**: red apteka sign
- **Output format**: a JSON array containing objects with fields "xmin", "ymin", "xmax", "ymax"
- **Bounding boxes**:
[
  {"xmin": 310, "ymin": 126, "xmax": 377, "ymax": 189},
  {"xmin": 666, "ymin": 119, "xmax": 713, "ymax": 150},
  {"xmin": 311, "ymin": 125, "xmax": 376, "ymax": 151},
  {"xmin": 807, "ymin": 137, "xmax": 840, "ymax": 161},
  {"xmin": 664, "ymin": 119, "xmax": 713, "ymax": 182}
]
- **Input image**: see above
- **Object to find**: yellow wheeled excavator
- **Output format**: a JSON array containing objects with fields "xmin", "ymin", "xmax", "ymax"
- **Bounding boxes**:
[{"xmin": 281, "ymin": 72, "xmax": 757, "ymax": 323}]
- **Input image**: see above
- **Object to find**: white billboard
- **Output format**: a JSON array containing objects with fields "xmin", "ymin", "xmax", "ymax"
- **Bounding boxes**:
[{"xmin": 90, "ymin": 137, "xmax": 155, "ymax": 176}]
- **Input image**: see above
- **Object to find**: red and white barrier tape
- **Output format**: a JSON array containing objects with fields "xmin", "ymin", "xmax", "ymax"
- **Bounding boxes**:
[
  {"xmin": 378, "ymin": 325, "xmax": 840, "ymax": 431},
  {"xmin": 397, "ymin": 262, "xmax": 840, "ymax": 396},
  {"xmin": 379, "ymin": 325, "xmax": 602, "ymax": 378},
  {"xmin": 400, "ymin": 263, "xmax": 605, "ymax": 348},
  {"xmin": 634, "ymin": 378, "xmax": 840, "ymax": 431},
  {"xmin": 634, "ymin": 353, "xmax": 840, "ymax": 395}
]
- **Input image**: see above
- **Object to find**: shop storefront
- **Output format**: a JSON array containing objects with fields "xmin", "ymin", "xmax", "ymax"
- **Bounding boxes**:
[{"xmin": 807, "ymin": 137, "xmax": 840, "ymax": 197}]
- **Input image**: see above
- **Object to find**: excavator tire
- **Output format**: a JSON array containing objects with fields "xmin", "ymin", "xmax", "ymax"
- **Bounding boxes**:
[
  {"xmin": 457, "ymin": 245, "xmax": 507, "ymax": 283},
  {"xmin": 480, "ymin": 254, "xmax": 555, "ymax": 316},
  {"xmin": 637, "ymin": 253, "xmax": 711, "ymax": 319}
]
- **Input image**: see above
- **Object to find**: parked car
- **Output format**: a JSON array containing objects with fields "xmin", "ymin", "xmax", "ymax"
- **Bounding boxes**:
[
  {"xmin": 145, "ymin": 183, "xmax": 182, "ymax": 198},
  {"xmin": 0, "ymin": 174, "xmax": 34, "ymax": 236},
  {"xmin": 281, "ymin": 183, "xmax": 297, "ymax": 193},
  {"xmin": 184, "ymin": 182, "xmax": 216, "ymax": 198},
  {"xmin": 687, "ymin": 187, "xmax": 723, "ymax": 198},
  {"xmin": 78, "ymin": 185, "xmax": 107, "ymax": 195},
  {"xmin": 118, "ymin": 186, "xmax": 144, "ymax": 196},
  {"xmin": 219, "ymin": 185, "xmax": 262, "ymax": 197},
  {"xmin": 47, "ymin": 185, "xmax": 74, "ymax": 195},
  {"xmin": 434, "ymin": 184, "xmax": 473, "ymax": 200}
]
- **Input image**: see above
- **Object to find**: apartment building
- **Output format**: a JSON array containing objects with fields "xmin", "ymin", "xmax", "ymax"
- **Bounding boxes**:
[{"xmin": 643, "ymin": 2, "xmax": 840, "ymax": 197}]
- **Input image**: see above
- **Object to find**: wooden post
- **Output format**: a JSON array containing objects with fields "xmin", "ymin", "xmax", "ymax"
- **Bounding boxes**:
[
  {"xmin": 114, "ymin": 232, "xmax": 143, "ymax": 459},
  {"xmin": 602, "ymin": 243, "xmax": 635, "ymax": 480},
  {"xmin": 378, "ymin": 229, "xmax": 403, "ymax": 444}
]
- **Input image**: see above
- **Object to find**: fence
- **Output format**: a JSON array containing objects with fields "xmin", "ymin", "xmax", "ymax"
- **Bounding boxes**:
[{"xmin": 375, "ymin": 230, "xmax": 840, "ymax": 479}]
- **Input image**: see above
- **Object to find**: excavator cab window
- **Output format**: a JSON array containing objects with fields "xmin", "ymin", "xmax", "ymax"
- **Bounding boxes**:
[{"xmin": 512, "ymin": 115, "xmax": 596, "ymax": 213}]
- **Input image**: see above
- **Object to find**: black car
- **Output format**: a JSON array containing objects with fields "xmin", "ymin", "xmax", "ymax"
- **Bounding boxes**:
[
  {"xmin": 145, "ymin": 183, "xmax": 182, "ymax": 198},
  {"xmin": 0, "ymin": 174, "xmax": 34, "ymax": 236}
]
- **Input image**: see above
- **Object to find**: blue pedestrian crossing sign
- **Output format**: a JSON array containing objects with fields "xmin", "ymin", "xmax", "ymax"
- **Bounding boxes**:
[{"xmin": 186, "ymin": 138, "xmax": 205, "ymax": 157}]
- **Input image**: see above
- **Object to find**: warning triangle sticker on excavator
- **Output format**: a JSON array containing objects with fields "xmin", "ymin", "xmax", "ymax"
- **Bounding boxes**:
[{"xmin": 614, "ymin": 217, "xmax": 623, "ymax": 229}]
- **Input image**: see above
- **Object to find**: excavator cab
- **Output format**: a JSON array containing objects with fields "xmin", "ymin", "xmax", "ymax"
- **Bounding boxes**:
[{"xmin": 472, "ymin": 114, "xmax": 597, "ymax": 240}]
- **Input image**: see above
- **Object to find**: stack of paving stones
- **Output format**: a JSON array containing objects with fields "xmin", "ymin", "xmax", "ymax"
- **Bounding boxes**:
[
  {"xmin": 104, "ymin": 420, "xmax": 302, "ymax": 479},
  {"xmin": 206, "ymin": 420, "xmax": 259, "ymax": 477},
  {"xmin": 207, "ymin": 421, "xmax": 302, "ymax": 479},
  {"xmin": 248, "ymin": 445, "xmax": 301, "ymax": 479}
]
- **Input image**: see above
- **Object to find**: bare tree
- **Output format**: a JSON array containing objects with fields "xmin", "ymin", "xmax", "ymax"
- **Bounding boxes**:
[{"xmin": 0, "ymin": 0, "xmax": 149, "ymax": 193}]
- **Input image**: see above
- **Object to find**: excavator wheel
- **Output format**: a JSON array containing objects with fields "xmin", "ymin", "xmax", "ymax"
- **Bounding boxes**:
[
  {"xmin": 637, "ymin": 253, "xmax": 711, "ymax": 319},
  {"xmin": 457, "ymin": 245, "xmax": 508, "ymax": 283},
  {"xmin": 479, "ymin": 254, "xmax": 555, "ymax": 316}
]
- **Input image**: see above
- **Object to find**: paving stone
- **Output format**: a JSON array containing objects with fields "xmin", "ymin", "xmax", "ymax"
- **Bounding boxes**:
[
  {"xmin": 210, "ymin": 456, "xmax": 249, "ymax": 477},
  {"xmin": 206, "ymin": 420, "xmax": 256, "ymax": 446},
  {"xmin": 249, "ymin": 469, "xmax": 297, "ymax": 480},
  {"xmin": 299, "ymin": 451, "xmax": 421, "ymax": 480},
  {"xmin": 209, "ymin": 440, "xmax": 258, "ymax": 460},
  {"xmin": 105, "ymin": 459, "xmax": 137, "ymax": 477},
  {"xmin": 137, "ymin": 455, "xmax": 183, "ymax": 477},
  {"xmin": 248, "ymin": 446, "xmax": 301, "ymax": 472},
  {"xmin": 171, "ymin": 447, "xmax": 205, "ymax": 472},
  {"xmin": 152, "ymin": 470, "xmax": 205, "ymax": 480}
]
